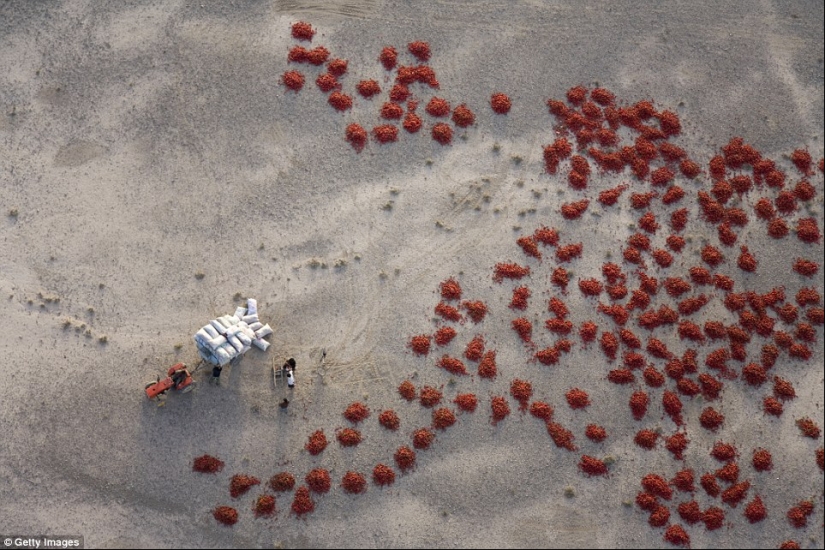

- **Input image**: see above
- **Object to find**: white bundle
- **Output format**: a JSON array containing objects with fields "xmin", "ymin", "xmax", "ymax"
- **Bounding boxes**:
[
  {"xmin": 224, "ymin": 324, "xmax": 239, "ymax": 337},
  {"xmin": 249, "ymin": 321, "xmax": 263, "ymax": 332},
  {"xmin": 246, "ymin": 298, "xmax": 257, "ymax": 315},
  {"xmin": 237, "ymin": 331, "xmax": 252, "ymax": 347},
  {"xmin": 207, "ymin": 335, "xmax": 227, "ymax": 351},
  {"xmin": 234, "ymin": 306, "xmax": 247, "ymax": 319},
  {"xmin": 240, "ymin": 325, "xmax": 256, "ymax": 340},
  {"xmin": 214, "ymin": 346, "xmax": 233, "ymax": 365},
  {"xmin": 203, "ymin": 324, "xmax": 219, "ymax": 339},
  {"xmin": 242, "ymin": 314, "xmax": 259, "ymax": 324},
  {"xmin": 228, "ymin": 315, "xmax": 241, "ymax": 325},
  {"xmin": 211, "ymin": 319, "xmax": 228, "ymax": 335},
  {"xmin": 255, "ymin": 324, "xmax": 273, "ymax": 339},
  {"xmin": 195, "ymin": 328, "xmax": 212, "ymax": 346},
  {"xmin": 252, "ymin": 338, "xmax": 270, "ymax": 351},
  {"xmin": 229, "ymin": 335, "xmax": 244, "ymax": 353}
]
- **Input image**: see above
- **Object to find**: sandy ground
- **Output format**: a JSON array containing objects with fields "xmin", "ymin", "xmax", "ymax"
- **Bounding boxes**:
[{"xmin": 1, "ymin": 0, "xmax": 823, "ymax": 548}]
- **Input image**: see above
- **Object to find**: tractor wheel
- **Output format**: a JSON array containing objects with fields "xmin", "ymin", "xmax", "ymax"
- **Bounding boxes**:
[
  {"xmin": 144, "ymin": 381, "xmax": 156, "ymax": 389},
  {"xmin": 181, "ymin": 382, "xmax": 195, "ymax": 394}
]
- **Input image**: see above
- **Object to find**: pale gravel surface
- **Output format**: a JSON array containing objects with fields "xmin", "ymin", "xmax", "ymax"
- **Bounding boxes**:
[{"xmin": 1, "ymin": 1, "xmax": 823, "ymax": 548}]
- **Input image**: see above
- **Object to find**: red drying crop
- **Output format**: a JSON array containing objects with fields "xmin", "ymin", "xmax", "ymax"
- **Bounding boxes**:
[
  {"xmin": 380, "ymin": 102, "xmax": 404, "ymax": 120},
  {"xmin": 662, "ymin": 391, "xmax": 683, "ymax": 425},
  {"xmin": 737, "ymin": 246, "xmax": 757, "ymax": 272},
  {"xmin": 517, "ymin": 236, "xmax": 541, "ymax": 260},
  {"xmin": 281, "ymin": 70, "xmax": 305, "ymax": 92},
  {"xmin": 398, "ymin": 380, "xmax": 416, "ymax": 401},
  {"xmin": 585, "ymin": 424, "xmax": 607, "ymax": 442},
  {"xmin": 676, "ymin": 378, "xmax": 700, "ymax": 396},
  {"xmin": 425, "ymin": 97, "xmax": 450, "ymax": 117},
  {"xmin": 630, "ymin": 390, "xmax": 649, "ymax": 420},
  {"xmin": 305, "ymin": 430, "xmax": 328, "ymax": 456},
  {"xmin": 678, "ymin": 500, "xmax": 703, "ymax": 524},
  {"xmin": 529, "ymin": 401, "xmax": 554, "ymax": 422},
  {"xmin": 741, "ymin": 363, "xmax": 767, "ymax": 386},
  {"xmin": 327, "ymin": 58, "xmax": 347, "ymax": 76},
  {"xmin": 579, "ymin": 455, "xmax": 608, "ymax": 476},
  {"xmin": 463, "ymin": 335, "xmax": 485, "ymax": 362},
  {"xmin": 556, "ymin": 244, "xmax": 583, "ymax": 262},
  {"xmin": 230, "ymin": 474, "xmax": 260, "ymax": 498},
  {"xmin": 806, "ymin": 307, "xmax": 824, "ymax": 324},
  {"xmin": 700, "ymin": 407, "xmax": 724, "ymax": 431},
  {"xmin": 636, "ymin": 492, "xmax": 658, "ymax": 511},
  {"xmin": 608, "ymin": 369, "xmax": 635, "ymax": 384},
  {"xmin": 715, "ymin": 461, "xmax": 740, "ymax": 483},
  {"xmin": 378, "ymin": 410, "xmax": 400, "ymax": 431},
  {"xmin": 213, "ymin": 506, "xmax": 239, "ymax": 526},
  {"xmin": 356, "ymin": 79, "xmax": 381, "ymax": 98},
  {"xmin": 305, "ymin": 468, "xmax": 331, "ymax": 494},
  {"xmin": 578, "ymin": 278, "xmax": 602, "ymax": 297},
  {"xmin": 635, "ymin": 429, "xmax": 658, "ymax": 450},
  {"xmin": 345, "ymin": 123, "xmax": 368, "ymax": 152},
  {"xmin": 631, "ymin": 192, "xmax": 657, "ymax": 210},
  {"xmin": 701, "ymin": 245, "xmax": 724, "ymax": 267},
  {"xmin": 796, "ymin": 417, "xmax": 821, "ymax": 439},
  {"xmin": 600, "ymin": 331, "xmax": 619, "ymax": 360},
  {"xmin": 598, "ymin": 184, "xmax": 627, "ymax": 206},
  {"xmin": 407, "ymin": 40, "xmax": 430, "ymax": 61},
  {"xmin": 793, "ymin": 258, "xmax": 819, "ymax": 276},
  {"xmin": 454, "ymin": 393, "xmax": 478, "ymax": 412},
  {"xmin": 193, "ymin": 454, "xmax": 224, "ymax": 474},
  {"xmin": 287, "ymin": 45, "xmax": 308, "ymax": 63},
  {"xmin": 721, "ymin": 481, "xmax": 750, "ymax": 508},
  {"xmin": 794, "ymin": 180, "xmax": 815, "ymax": 201},
  {"xmin": 372, "ymin": 464, "xmax": 396, "ymax": 487},
  {"xmin": 511, "ymin": 318, "xmax": 532, "ymax": 343},
  {"xmin": 315, "ymin": 73, "xmax": 340, "ymax": 92},
  {"xmin": 743, "ymin": 495, "xmax": 767, "ymax": 523},
  {"xmin": 452, "ymin": 104, "xmax": 475, "ymax": 127},
  {"xmin": 419, "ymin": 386, "xmax": 443, "ymax": 408},
  {"xmin": 774, "ymin": 376, "xmax": 797, "ymax": 400},
  {"xmin": 510, "ymin": 379, "xmax": 533, "ymax": 411},
  {"xmin": 703, "ymin": 506, "xmax": 725, "ymax": 530},
  {"xmin": 796, "ymin": 217, "xmax": 821, "ymax": 243},
  {"xmin": 412, "ymin": 428, "xmax": 435, "ymax": 450},
  {"xmin": 328, "ymin": 91, "xmax": 352, "ymax": 111},
  {"xmin": 701, "ymin": 473, "xmax": 721, "ymax": 498},
  {"xmin": 641, "ymin": 473, "xmax": 673, "ymax": 500},
  {"xmin": 711, "ymin": 441, "xmax": 738, "ymax": 461},
  {"xmin": 534, "ymin": 226, "xmax": 560, "ymax": 246},
  {"xmin": 579, "ymin": 321, "xmax": 598, "ymax": 344},
  {"xmin": 561, "ymin": 199, "xmax": 589, "ymax": 220},
  {"xmin": 476, "ymin": 349, "xmax": 498, "ymax": 378},
  {"xmin": 291, "ymin": 21, "xmax": 315, "ymax": 41},
  {"xmin": 752, "ymin": 448, "xmax": 773, "ymax": 472},
  {"xmin": 547, "ymin": 422, "xmax": 577, "ymax": 451},
  {"xmin": 435, "ymin": 302, "xmax": 462, "ymax": 322},
  {"xmin": 510, "ymin": 286, "xmax": 530, "ymax": 310},
  {"xmin": 763, "ymin": 396, "xmax": 784, "ymax": 416},
  {"xmin": 490, "ymin": 92, "xmax": 511, "ymax": 114},
  {"xmin": 269, "ymin": 472, "xmax": 295, "ymax": 492},
  {"xmin": 665, "ymin": 432, "xmax": 689, "ymax": 460},
  {"xmin": 434, "ymin": 326, "xmax": 457, "ymax": 346},
  {"xmin": 408, "ymin": 335, "xmax": 431, "ymax": 356},
  {"xmin": 663, "ymin": 524, "xmax": 690, "ymax": 547},
  {"xmin": 291, "ymin": 486, "xmax": 315, "ymax": 516},
  {"xmin": 432, "ymin": 407, "xmax": 457, "ymax": 430},
  {"xmin": 490, "ymin": 396, "xmax": 511, "ymax": 425},
  {"xmin": 344, "ymin": 402, "xmax": 370, "ymax": 423},
  {"xmin": 403, "ymin": 112, "xmax": 422, "ymax": 133},
  {"xmin": 566, "ymin": 388, "xmax": 590, "ymax": 409},
  {"xmin": 493, "ymin": 262, "xmax": 530, "ymax": 282},
  {"xmin": 379, "ymin": 46, "xmax": 397, "ymax": 70},
  {"xmin": 341, "ymin": 471, "xmax": 367, "ymax": 495},
  {"xmin": 336, "ymin": 428, "xmax": 362, "ymax": 447},
  {"xmin": 440, "ymin": 278, "xmax": 462, "ymax": 301},
  {"xmin": 817, "ymin": 448, "xmax": 824, "ymax": 471},
  {"xmin": 671, "ymin": 469, "xmax": 695, "ymax": 492},
  {"xmin": 394, "ymin": 446, "xmax": 416, "ymax": 472},
  {"xmin": 432, "ymin": 122, "xmax": 453, "ymax": 145},
  {"xmin": 253, "ymin": 494, "xmax": 276, "ymax": 518},
  {"xmin": 437, "ymin": 355, "xmax": 468, "ymax": 375},
  {"xmin": 535, "ymin": 346, "xmax": 560, "ymax": 365},
  {"xmin": 372, "ymin": 124, "xmax": 398, "ymax": 143},
  {"xmin": 462, "ymin": 300, "xmax": 488, "ymax": 323},
  {"xmin": 787, "ymin": 500, "xmax": 814, "ymax": 528}
]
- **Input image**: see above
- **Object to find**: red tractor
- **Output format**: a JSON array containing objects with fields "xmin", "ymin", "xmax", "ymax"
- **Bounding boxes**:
[{"xmin": 145, "ymin": 362, "xmax": 196, "ymax": 399}]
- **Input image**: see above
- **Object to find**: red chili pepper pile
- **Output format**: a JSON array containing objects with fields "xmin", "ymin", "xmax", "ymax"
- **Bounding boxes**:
[
  {"xmin": 341, "ymin": 471, "xmax": 367, "ymax": 494},
  {"xmin": 372, "ymin": 463, "xmax": 396, "ymax": 486},
  {"xmin": 213, "ymin": 506, "xmax": 239, "ymax": 526},
  {"xmin": 268, "ymin": 472, "xmax": 295, "ymax": 492},
  {"xmin": 253, "ymin": 494, "xmax": 276, "ymax": 518},
  {"xmin": 431, "ymin": 407, "xmax": 457, "ymax": 430},
  {"xmin": 343, "ymin": 402, "xmax": 370, "ymax": 423},
  {"xmin": 378, "ymin": 409, "xmax": 400, "ymax": 431},
  {"xmin": 305, "ymin": 468, "xmax": 331, "ymax": 494},
  {"xmin": 291, "ymin": 486, "xmax": 315, "ymax": 516},
  {"xmin": 192, "ymin": 454, "xmax": 224, "ymax": 474},
  {"xmin": 336, "ymin": 428, "xmax": 363, "ymax": 447},
  {"xmin": 305, "ymin": 430, "xmax": 328, "ymax": 456},
  {"xmin": 229, "ymin": 474, "xmax": 260, "ymax": 499},
  {"xmin": 394, "ymin": 445, "xmax": 417, "ymax": 471}
]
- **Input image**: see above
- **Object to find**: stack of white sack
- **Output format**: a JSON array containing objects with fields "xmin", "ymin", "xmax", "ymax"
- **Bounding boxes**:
[{"xmin": 193, "ymin": 298, "xmax": 273, "ymax": 365}]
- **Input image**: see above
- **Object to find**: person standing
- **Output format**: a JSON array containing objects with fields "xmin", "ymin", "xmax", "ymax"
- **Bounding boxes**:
[
  {"xmin": 211, "ymin": 364, "xmax": 223, "ymax": 385},
  {"xmin": 286, "ymin": 367, "xmax": 295, "ymax": 389}
]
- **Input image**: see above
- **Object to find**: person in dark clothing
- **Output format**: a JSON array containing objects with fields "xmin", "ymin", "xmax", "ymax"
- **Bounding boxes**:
[
  {"xmin": 279, "ymin": 398, "xmax": 290, "ymax": 410},
  {"xmin": 211, "ymin": 365, "xmax": 223, "ymax": 384}
]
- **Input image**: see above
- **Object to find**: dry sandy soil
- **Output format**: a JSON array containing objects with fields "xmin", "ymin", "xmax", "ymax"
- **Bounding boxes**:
[{"xmin": 1, "ymin": 1, "xmax": 823, "ymax": 548}]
